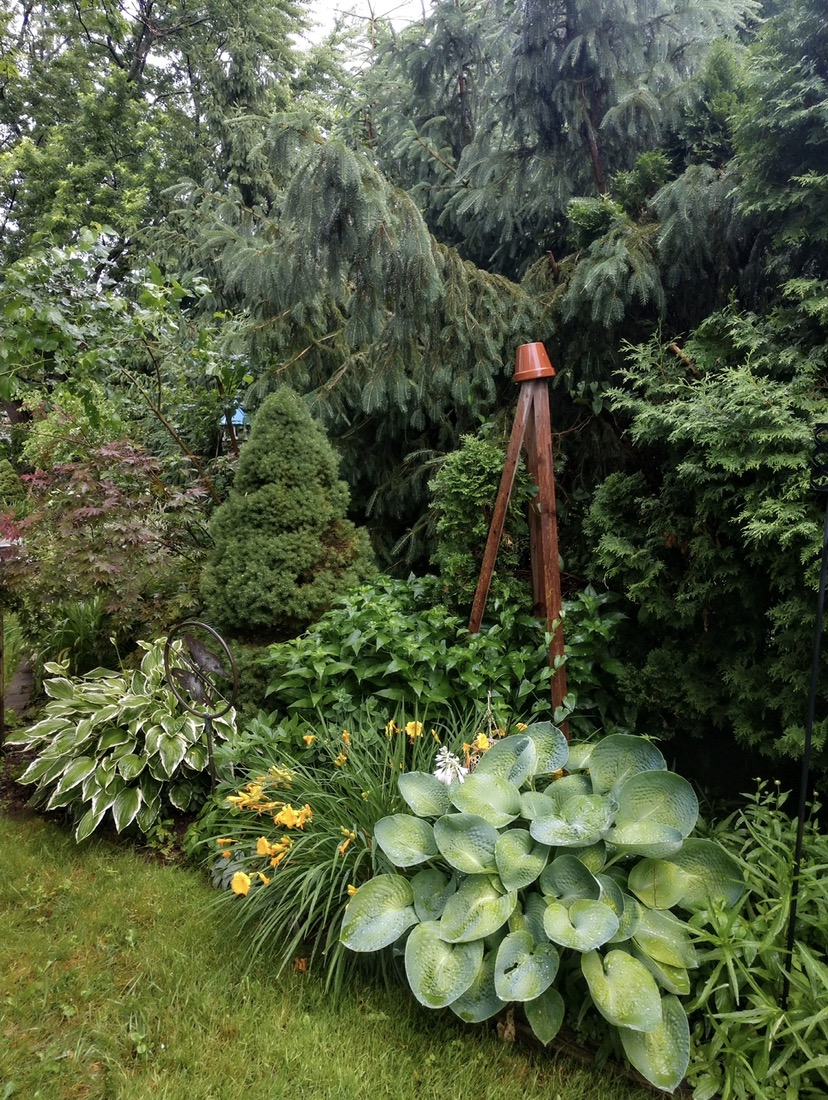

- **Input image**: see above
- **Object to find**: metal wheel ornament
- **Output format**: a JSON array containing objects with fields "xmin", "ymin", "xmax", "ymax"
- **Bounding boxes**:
[{"xmin": 163, "ymin": 621, "xmax": 238, "ymax": 791}]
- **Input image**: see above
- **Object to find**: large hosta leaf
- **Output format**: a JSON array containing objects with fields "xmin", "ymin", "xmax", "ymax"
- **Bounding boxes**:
[
  {"xmin": 473, "ymin": 735, "xmax": 537, "ymax": 785},
  {"xmin": 520, "ymin": 790, "xmax": 555, "ymax": 821},
  {"xmin": 411, "ymin": 868, "xmax": 456, "ymax": 922},
  {"xmin": 74, "ymin": 805, "xmax": 108, "ymax": 843},
  {"xmin": 450, "ymin": 951, "xmax": 506, "ymax": 1023},
  {"xmin": 633, "ymin": 909, "xmax": 696, "ymax": 970},
  {"xmin": 530, "ymin": 794, "xmax": 614, "ymax": 848},
  {"xmin": 662, "ymin": 839, "xmax": 744, "ymax": 910},
  {"xmin": 632, "ymin": 945, "xmax": 691, "ymax": 996},
  {"xmin": 545, "ymin": 773, "xmax": 592, "ymax": 805},
  {"xmin": 540, "ymin": 854, "xmax": 601, "ymax": 903},
  {"xmin": 494, "ymin": 931, "xmax": 559, "ymax": 1002},
  {"xmin": 628, "ymin": 859, "xmax": 689, "ymax": 910},
  {"xmin": 440, "ymin": 875, "xmax": 517, "ymax": 943},
  {"xmin": 619, "ymin": 994, "xmax": 690, "ymax": 1093},
  {"xmin": 434, "ymin": 814, "xmax": 499, "ymax": 874},
  {"xmin": 543, "ymin": 900, "xmax": 619, "ymax": 952},
  {"xmin": 588, "ymin": 735, "xmax": 667, "ymax": 794},
  {"xmin": 520, "ymin": 722, "xmax": 569, "ymax": 775},
  {"xmin": 450, "ymin": 774, "xmax": 522, "ymax": 828},
  {"xmin": 609, "ymin": 772, "xmax": 698, "ymax": 857},
  {"xmin": 398, "ymin": 771, "xmax": 452, "ymax": 818},
  {"xmin": 581, "ymin": 949, "xmax": 662, "ymax": 1032},
  {"xmin": 340, "ymin": 875, "xmax": 418, "ymax": 952},
  {"xmin": 495, "ymin": 830, "xmax": 550, "ymax": 891},
  {"xmin": 524, "ymin": 892, "xmax": 552, "ymax": 945},
  {"xmin": 525, "ymin": 986, "xmax": 566, "ymax": 1045},
  {"xmin": 48, "ymin": 756, "xmax": 98, "ymax": 800},
  {"xmin": 405, "ymin": 921, "xmax": 483, "ymax": 1008},
  {"xmin": 374, "ymin": 814, "xmax": 438, "ymax": 867}
]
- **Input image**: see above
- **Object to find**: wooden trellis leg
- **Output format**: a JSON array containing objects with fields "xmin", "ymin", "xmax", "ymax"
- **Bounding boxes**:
[{"xmin": 468, "ymin": 343, "xmax": 568, "ymax": 736}]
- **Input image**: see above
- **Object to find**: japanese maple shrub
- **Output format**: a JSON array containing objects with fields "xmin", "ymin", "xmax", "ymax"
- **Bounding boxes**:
[{"xmin": 200, "ymin": 387, "xmax": 375, "ymax": 640}]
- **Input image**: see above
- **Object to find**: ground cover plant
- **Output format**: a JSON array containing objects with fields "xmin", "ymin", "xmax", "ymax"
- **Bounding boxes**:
[
  {"xmin": 6, "ymin": 639, "xmax": 235, "ymax": 842},
  {"xmin": 0, "ymin": 811, "xmax": 657, "ymax": 1100}
]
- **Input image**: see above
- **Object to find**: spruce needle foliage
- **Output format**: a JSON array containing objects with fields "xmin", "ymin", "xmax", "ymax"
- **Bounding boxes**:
[{"xmin": 200, "ymin": 387, "xmax": 375, "ymax": 640}]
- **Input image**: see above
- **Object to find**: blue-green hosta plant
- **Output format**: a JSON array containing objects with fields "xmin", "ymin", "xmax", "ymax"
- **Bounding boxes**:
[
  {"xmin": 340, "ymin": 727, "xmax": 744, "ymax": 1093},
  {"xmin": 7, "ymin": 639, "xmax": 235, "ymax": 842}
]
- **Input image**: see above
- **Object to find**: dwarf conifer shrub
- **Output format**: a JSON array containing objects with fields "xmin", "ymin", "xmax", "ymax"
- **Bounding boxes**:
[{"xmin": 200, "ymin": 388, "xmax": 375, "ymax": 640}]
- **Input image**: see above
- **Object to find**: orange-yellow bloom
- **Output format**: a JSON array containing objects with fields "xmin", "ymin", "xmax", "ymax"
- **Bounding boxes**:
[
  {"xmin": 405, "ymin": 721, "xmax": 423, "ymax": 742},
  {"xmin": 231, "ymin": 872, "xmax": 251, "ymax": 897},
  {"xmin": 215, "ymin": 837, "xmax": 235, "ymax": 846},
  {"xmin": 385, "ymin": 720, "xmax": 398, "ymax": 737},
  {"xmin": 347, "ymin": 884, "xmax": 358, "ymax": 897},
  {"xmin": 342, "ymin": 729, "xmax": 351, "ymax": 745},
  {"xmin": 303, "ymin": 734, "xmax": 317, "ymax": 746},
  {"xmin": 256, "ymin": 872, "xmax": 271, "ymax": 885},
  {"xmin": 334, "ymin": 752, "xmax": 348, "ymax": 768}
]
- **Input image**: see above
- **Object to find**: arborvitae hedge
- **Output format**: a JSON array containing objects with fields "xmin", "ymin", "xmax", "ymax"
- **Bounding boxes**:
[{"xmin": 200, "ymin": 387, "xmax": 375, "ymax": 640}]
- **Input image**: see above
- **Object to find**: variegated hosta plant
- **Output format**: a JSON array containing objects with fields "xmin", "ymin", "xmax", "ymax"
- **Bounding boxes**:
[
  {"xmin": 340, "ymin": 726, "xmax": 743, "ymax": 1093},
  {"xmin": 7, "ymin": 639, "xmax": 235, "ymax": 842}
]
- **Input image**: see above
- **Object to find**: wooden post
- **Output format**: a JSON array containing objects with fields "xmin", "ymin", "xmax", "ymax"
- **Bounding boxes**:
[{"xmin": 468, "ymin": 342, "xmax": 568, "ymax": 735}]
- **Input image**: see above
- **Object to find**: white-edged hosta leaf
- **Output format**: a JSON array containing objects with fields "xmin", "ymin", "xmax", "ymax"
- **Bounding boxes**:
[
  {"xmin": 167, "ymin": 782, "xmax": 195, "ymax": 811},
  {"xmin": 543, "ymin": 900, "xmax": 619, "ymax": 952},
  {"xmin": 405, "ymin": 921, "xmax": 483, "ymax": 1008},
  {"xmin": 157, "ymin": 734, "xmax": 188, "ymax": 779},
  {"xmin": 117, "ymin": 753, "xmax": 147, "ymax": 782},
  {"xmin": 495, "ymin": 830, "xmax": 550, "ymax": 891},
  {"xmin": 74, "ymin": 804, "xmax": 108, "ymax": 843},
  {"xmin": 581, "ymin": 949, "xmax": 662, "ymax": 1032},
  {"xmin": 450, "ymin": 774, "xmax": 521, "ymax": 827},
  {"xmin": 494, "ymin": 931, "xmax": 559, "ymax": 1002},
  {"xmin": 434, "ymin": 814, "xmax": 499, "ymax": 874},
  {"xmin": 112, "ymin": 785, "xmax": 143, "ymax": 832},
  {"xmin": 619, "ymin": 994, "xmax": 690, "ymax": 1092},
  {"xmin": 473, "ymin": 735, "xmax": 537, "ymax": 785},
  {"xmin": 450, "ymin": 951, "xmax": 506, "ymax": 1023},
  {"xmin": 340, "ymin": 875, "xmax": 418, "ymax": 952},
  {"xmin": 411, "ymin": 868, "xmax": 456, "ymax": 922},
  {"xmin": 17, "ymin": 753, "xmax": 71, "ymax": 787},
  {"xmin": 588, "ymin": 734, "xmax": 667, "ymax": 794},
  {"xmin": 521, "ymin": 722, "xmax": 569, "ymax": 775},
  {"xmin": 398, "ymin": 771, "xmax": 452, "ymax": 818},
  {"xmin": 525, "ymin": 985, "xmax": 566, "ymax": 1045},
  {"xmin": 96, "ymin": 727, "xmax": 133, "ymax": 753},
  {"xmin": 374, "ymin": 814, "xmax": 438, "ymax": 868},
  {"xmin": 439, "ymin": 875, "xmax": 517, "ymax": 943},
  {"xmin": 48, "ymin": 756, "xmax": 98, "ymax": 799},
  {"xmin": 184, "ymin": 742, "xmax": 209, "ymax": 771}
]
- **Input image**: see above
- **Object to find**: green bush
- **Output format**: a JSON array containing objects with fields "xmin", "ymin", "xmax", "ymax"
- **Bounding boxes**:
[
  {"xmin": 200, "ymin": 388, "xmax": 375, "ymax": 641},
  {"xmin": 7, "ymin": 639, "xmax": 235, "ymax": 842},
  {"xmin": 339, "ymin": 727, "xmax": 744, "ymax": 1093},
  {"xmin": 262, "ymin": 575, "xmax": 632, "ymax": 738},
  {"xmin": 686, "ymin": 785, "xmax": 828, "ymax": 1100},
  {"xmin": 428, "ymin": 433, "xmax": 537, "ymax": 613}
]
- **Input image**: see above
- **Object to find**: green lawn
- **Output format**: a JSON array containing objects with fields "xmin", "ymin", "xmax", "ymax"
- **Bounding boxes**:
[{"xmin": 0, "ymin": 812, "xmax": 655, "ymax": 1100}]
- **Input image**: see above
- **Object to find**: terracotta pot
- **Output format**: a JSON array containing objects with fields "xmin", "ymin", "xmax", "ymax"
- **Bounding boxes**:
[{"xmin": 514, "ymin": 341, "xmax": 555, "ymax": 382}]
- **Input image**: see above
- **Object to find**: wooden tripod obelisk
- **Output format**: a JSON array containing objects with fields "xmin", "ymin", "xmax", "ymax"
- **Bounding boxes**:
[{"xmin": 468, "ymin": 342, "xmax": 567, "ymax": 734}]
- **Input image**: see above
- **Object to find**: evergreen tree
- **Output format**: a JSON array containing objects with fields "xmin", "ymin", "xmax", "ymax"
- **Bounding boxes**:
[{"xmin": 200, "ymin": 387, "xmax": 375, "ymax": 640}]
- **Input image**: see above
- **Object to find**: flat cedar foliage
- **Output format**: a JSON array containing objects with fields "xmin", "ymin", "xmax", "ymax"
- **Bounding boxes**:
[{"xmin": 200, "ymin": 388, "xmax": 374, "ymax": 640}]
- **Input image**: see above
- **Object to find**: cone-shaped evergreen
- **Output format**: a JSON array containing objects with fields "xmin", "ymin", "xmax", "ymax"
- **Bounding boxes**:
[{"xmin": 200, "ymin": 388, "xmax": 375, "ymax": 639}]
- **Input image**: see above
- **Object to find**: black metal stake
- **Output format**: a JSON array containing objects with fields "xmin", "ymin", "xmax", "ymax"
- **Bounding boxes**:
[{"xmin": 781, "ymin": 429, "xmax": 828, "ymax": 1009}]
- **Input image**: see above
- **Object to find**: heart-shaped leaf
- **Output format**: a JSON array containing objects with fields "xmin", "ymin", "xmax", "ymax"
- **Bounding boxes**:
[
  {"xmin": 405, "ymin": 921, "xmax": 484, "ymax": 1007},
  {"xmin": 495, "ymin": 830, "xmax": 551, "ymax": 891},
  {"xmin": 543, "ymin": 900, "xmax": 619, "ymax": 952},
  {"xmin": 450, "ymin": 951, "xmax": 506, "ymax": 1023},
  {"xmin": 440, "ymin": 875, "xmax": 517, "ymax": 943},
  {"xmin": 588, "ymin": 734, "xmax": 667, "ymax": 794},
  {"xmin": 434, "ymin": 814, "xmax": 499, "ymax": 874},
  {"xmin": 473, "ymin": 735, "xmax": 537, "ymax": 786},
  {"xmin": 633, "ymin": 909, "xmax": 696, "ymax": 970},
  {"xmin": 530, "ymin": 794, "xmax": 614, "ymax": 848},
  {"xmin": 521, "ymin": 722, "xmax": 569, "ymax": 775},
  {"xmin": 618, "ymin": 994, "xmax": 690, "ymax": 1092},
  {"xmin": 524, "ymin": 985, "xmax": 565, "ymax": 1045},
  {"xmin": 662, "ymin": 839, "xmax": 744, "ymax": 910},
  {"xmin": 450, "ymin": 773, "xmax": 522, "ymax": 827},
  {"xmin": 411, "ymin": 868, "xmax": 456, "ymax": 922},
  {"xmin": 340, "ymin": 875, "xmax": 418, "ymax": 952},
  {"xmin": 540, "ymin": 854, "xmax": 601, "ymax": 903},
  {"xmin": 398, "ymin": 771, "xmax": 452, "ymax": 818},
  {"xmin": 494, "ymin": 931, "xmax": 559, "ymax": 1002},
  {"xmin": 581, "ymin": 949, "xmax": 662, "ymax": 1032}
]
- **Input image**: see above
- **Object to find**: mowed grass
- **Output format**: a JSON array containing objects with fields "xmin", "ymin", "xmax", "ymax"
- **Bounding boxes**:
[{"xmin": 0, "ymin": 813, "xmax": 654, "ymax": 1100}]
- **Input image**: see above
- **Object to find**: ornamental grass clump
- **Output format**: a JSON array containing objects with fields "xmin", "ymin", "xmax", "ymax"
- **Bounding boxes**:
[{"xmin": 339, "ymin": 726, "xmax": 744, "ymax": 1094}]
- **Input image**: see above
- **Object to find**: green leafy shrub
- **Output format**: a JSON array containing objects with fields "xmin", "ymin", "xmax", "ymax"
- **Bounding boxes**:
[
  {"xmin": 686, "ymin": 785, "xmax": 828, "ymax": 1100},
  {"xmin": 339, "ymin": 726, "xmax": 744, "ymax": 1094},
  {"xmin": 428, "ymin": 433, "xmax": 537, "ymax": 613},
  {"xmin": 200, "ymin": 387, "xmax": 375, "ymax": 641},
  {"xmin": 7, "ymin": 639, "xmax": 235, "ymax": 842},
  {"xmin": 263, "ymin": 576, "xmax": 632, "ymax": 738}
]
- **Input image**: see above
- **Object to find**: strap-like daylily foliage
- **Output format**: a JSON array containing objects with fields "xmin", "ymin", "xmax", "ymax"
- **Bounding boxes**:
[{"xmin": 340, "ymin": 727, "xmax": 744, "ymax": 1093}]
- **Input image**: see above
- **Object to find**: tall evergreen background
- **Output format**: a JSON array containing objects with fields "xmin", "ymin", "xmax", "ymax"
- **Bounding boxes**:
[{"xmin": 1, "ymin": 0, "xmax": 827, "ymax": 778}]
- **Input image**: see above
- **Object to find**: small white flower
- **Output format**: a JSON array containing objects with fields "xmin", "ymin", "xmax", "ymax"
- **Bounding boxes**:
[{"xmin": 433, "ymin": 746, "xmax": 469, "ymax": 786}]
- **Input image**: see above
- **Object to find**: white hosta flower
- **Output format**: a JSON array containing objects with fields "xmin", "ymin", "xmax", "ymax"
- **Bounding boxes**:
[{"xmin": 433, "ymin": 746, "xmax": 468, "ymax": 786}]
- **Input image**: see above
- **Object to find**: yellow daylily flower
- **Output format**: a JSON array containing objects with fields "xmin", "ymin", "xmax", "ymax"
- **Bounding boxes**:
[
  {"xmin": 342, "ymin": 729, "xmax": 351, "ymax": 745},
  {"xmin": 334, "ymin": 752, "xmax": 348, "ymax": 768},
  {"xmin": 215, "ymin": 837, "xmax": 235, "ymax": 846},
  {"xmin": 385, "ymin": 720, "xmax": 398, "ymax": 737},
  {"xmin": 256, "ymin": 872, "xmax": 271, "ymax": 885},
  {"xmin": 405, "ymin": 721, "xmax": 423, "ymax": 741},
  {"xmin": 303, "ymin": 734, "xmax": 317, "ymax": 746},
  {"xmin": 230, "ymin": 872, "xmax": 251, "ymax": 897},
  {"xmin": 347, "ymin": 884, "xmax": 358, "ymax": 897}
]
